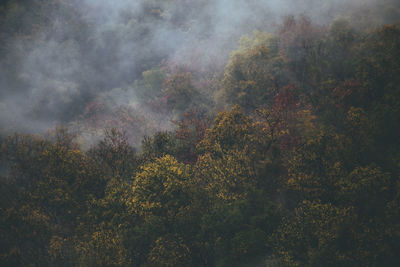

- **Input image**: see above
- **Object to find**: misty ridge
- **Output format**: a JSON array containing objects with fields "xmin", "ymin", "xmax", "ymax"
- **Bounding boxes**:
[
  {"xmin": 1, "ymin": 0, "xmax": 398, "ymax": 147},
  {"xmin": 1, "ymin": 0, "xmax": 400, "ymax": 266}
]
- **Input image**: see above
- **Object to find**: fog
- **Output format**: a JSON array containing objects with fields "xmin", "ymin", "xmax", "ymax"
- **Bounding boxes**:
[{"xmin": 0, "ymin": 0, "xmax": 396, "ymax": 146}]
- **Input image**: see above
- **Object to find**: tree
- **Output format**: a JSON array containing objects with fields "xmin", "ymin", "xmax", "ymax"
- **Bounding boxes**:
[
  {"xmin": 141, "ymin": 131, "xmax": 178, "ymax": 161},
  {"xmin": 0, "ymin": 128, "xmax": 106, "ymax": 265},
  {"xmin": 198, "ymin": 105, "xmax": 256, "ymax": 155},
  {"xmin": 88, "ymin": 128, "xmax": 139, "ymax": 180},
  {"xmin": 276, "ymin": 15, "xmax": 325, "ymax": 88},
  {"xmin": 128, "ymin": 155, "xmax": 205, "ymax": 265},
  {"xmin": 147, "ymin": 234, "xmax": 191, "ymax": 267},
  {"xmin": 173, "ymin": 110, "xmax": 210, "ymax": 164},
  {"xmin": 163, "ymin": 71, "xmax": 197, "ymax": 113},
  {"xmin": 195, "ymin": 150, "xmax": 256, "ymax": 202},
  {"xmin": 273, "ymin": 201, "xmax": 357, "ymax": 266},
  {"xmin": 131, "ymin": 155, "xmax": 192, "ymax": 218},
  {"xmin": 133, "ymin": 67, "xmax": 166, "ymax": 103},
  {"xmin": 216, "ymin": 31, "xmax": 289, "ymax": 111}
]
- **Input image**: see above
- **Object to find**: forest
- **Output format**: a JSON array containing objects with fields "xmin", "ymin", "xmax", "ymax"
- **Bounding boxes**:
[{"xmin": 1, "ymin": 0, "xmax": 399, "ymax": 266}]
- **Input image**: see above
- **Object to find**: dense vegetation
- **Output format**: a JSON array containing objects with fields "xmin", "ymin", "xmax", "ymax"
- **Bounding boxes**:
[{"xmin": 1, "ymin": 0, "xmax": 399, "ymax": 266}]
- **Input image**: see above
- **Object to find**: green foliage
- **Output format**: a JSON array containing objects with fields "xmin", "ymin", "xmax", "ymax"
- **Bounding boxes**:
[
  {"xmin": 196, "ymin": 150, "xmax": 255, "ymax": 201},
  {"xmin": 274, "ymin": 201, "xmax": 357, "ymax": 266},
  {"xmin": 141, "ymin": 131, "xmax": 178, "ymax": 160},
  {"xmin": 0, "ymin": 128, "xmax": 107, "ymax": 265},
  {"xmin": 164, "ymin": 71, "xmax": 197, "ymax": 113},
  {"xmin": 134, "ymin": 67, "xmax": 166, "ymax": 102},
  {"xmin": 198, "ymin": 105, "xmax": 256, "ymax": 154},
  {"xmin": 147, "ymin": 234, "xmax": 191, "ymax": 267},
  {"xmin": 88, "ymin": 128, "xmax": 139, "ymax": 179},
  {"xmin": 1, "ymin": 14, "xmax": 399, "ymax": 267},
  {"xmin": 217, "ymin": 31, "xmax": 289, "ymax": 111},
  {"xmin": 131, "ymin": 155, "xmax": 192, "ymax": 218}
]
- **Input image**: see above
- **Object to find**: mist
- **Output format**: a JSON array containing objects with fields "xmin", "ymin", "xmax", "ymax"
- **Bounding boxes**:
[{"xmin": 0, "ymin": 0, "xmax": 397, "ymax": 146}]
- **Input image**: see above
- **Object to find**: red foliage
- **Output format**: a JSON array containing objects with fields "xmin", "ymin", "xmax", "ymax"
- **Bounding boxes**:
[
  {"xmin": 173, "ymin": 110, "xmax": 211, "ymax": 164},
  {"xmin": 273, "ymin": 84, "xmax": 297, "ymax": 112}
]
